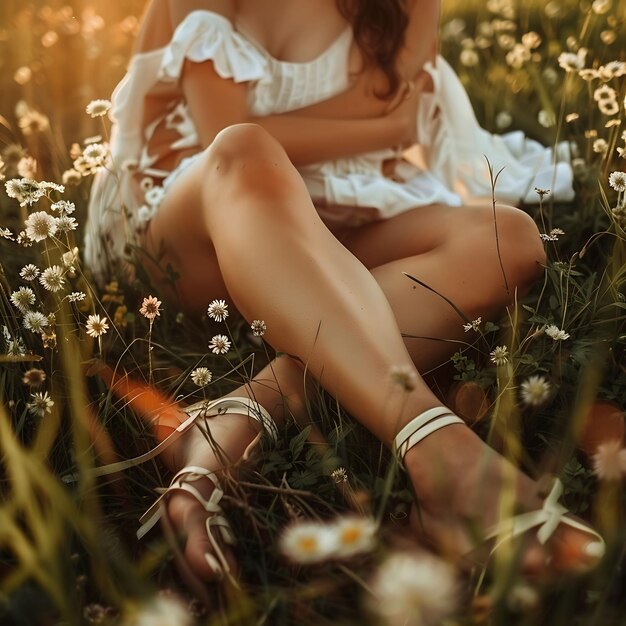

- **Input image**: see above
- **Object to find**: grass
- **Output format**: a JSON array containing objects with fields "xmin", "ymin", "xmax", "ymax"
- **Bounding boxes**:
[{"xmin": 0, "ymin": 0, "xmax": 626, "ymax": 624}]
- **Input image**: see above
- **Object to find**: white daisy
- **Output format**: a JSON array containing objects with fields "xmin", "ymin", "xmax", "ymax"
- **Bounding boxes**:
[
  {"xmin": 39, "ymin": 265, "xmax": 65, "ymax": 292},
  {"xmin": 5, "ymin": 178, "xmax": 45, "ymax": 206},
  {"xmin": 139, "ymin": 295, "xmax": 162, "ymax": 320},
  {"xmin": 598, "ymin": 99, "xmax": 619, "ymax": 116},
  {"xmin": 609, "ymin": 171, "xmax": 626, "ymax": 192},
  {"xmin": 519, "ymin": 375, "xmax": 551, "ymax": 407},
  {"xmin": 23, "ymin": 310, "xmax": 49, "ymax": 333},
  {"xmin": 279, "ymin": 521, "xmax": 337, "ymax": 564},
  {"xmin": 10, "ymin": 287, "xmax": 36, "ymax": 312},
  {"xmin": 207, "ymin": 299, "xmax": 229, "ymax": 322},
  {"xmin": 209, "ymin": 334, "xmax": 231, "ymax": 355},
  {"xmin": 368, "ymin": 551, "xmax": 459, "ymax": 626},
  {"xmin": 85, "ymin": 314, "xmax": 109, "ymax": 338},
  {"xmin": 330, "ymin": 516, "xmax": 378, "ymax": 559},
  {"xmin": 20, "ymin": 264, "xmax": 40, "ymax": 281},
  {"xmin": 85, "ymin": 99, "xmax": 112, "ymax": 118},
  {"xmin": 557, "ymin": 48, "xmax": 587, "ymax": 72},
  {"xmin": 593, "ymin": 85, "xmax": 617, "ymax": 102},
  {"xmin": 27, "ymin": 391, "xmax": 54, "ymax": 417},
  {"xmin": 490, "ymin": 345, "xmax": 509, "ymax": 365},
  {"xmin": 544, "ymin": 324, "xmax": 570, "ymax": 341},
  {"xmin": 56, "ymin": 216, "xmax": 78, "ymax": 232},
  {"xmin": 190, "ymin": 367, "xmax": 212, "ymax": 387},
  {"xmin": 591, "ymin": 440, "xmax": 626, "ymax": 481},
  {"xmin": 24, "ymin": 210, "xmax": 57, "ymax": 242},
  {"xmin": 250, "ymin": 319, "xmax": 267, "ymax": 337}
]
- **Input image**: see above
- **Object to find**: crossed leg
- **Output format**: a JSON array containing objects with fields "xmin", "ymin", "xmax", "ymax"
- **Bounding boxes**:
[{"xmin": 141, "ymin": 123, "xmax": 597, "ymax": 582}]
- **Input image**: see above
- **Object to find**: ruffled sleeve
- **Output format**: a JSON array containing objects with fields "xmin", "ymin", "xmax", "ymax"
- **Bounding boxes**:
[{"xmin": 158, "ymin": 10, "xmax": 268, "ymax": 83}]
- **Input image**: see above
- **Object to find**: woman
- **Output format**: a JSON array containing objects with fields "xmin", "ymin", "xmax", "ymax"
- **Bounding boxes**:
[{"xmin": 86, "ymin": 0, "xmax": 602, "ymax": 589}]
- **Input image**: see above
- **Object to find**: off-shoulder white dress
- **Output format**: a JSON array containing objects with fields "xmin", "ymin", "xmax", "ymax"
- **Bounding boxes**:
[{"xmin": 84, "ymin": 9, "xmax": 574, "ymax": 280}]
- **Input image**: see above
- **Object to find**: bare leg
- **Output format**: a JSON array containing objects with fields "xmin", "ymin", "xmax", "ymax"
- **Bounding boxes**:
[{"xmin": 142, "ymin": 124, "xmax": 596, "ymax": 581}]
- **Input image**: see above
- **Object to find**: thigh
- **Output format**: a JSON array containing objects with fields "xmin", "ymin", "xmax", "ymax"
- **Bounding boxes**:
[{"xmin": 139, "ymin": 155, "xmax": 229, "ymax": 316}]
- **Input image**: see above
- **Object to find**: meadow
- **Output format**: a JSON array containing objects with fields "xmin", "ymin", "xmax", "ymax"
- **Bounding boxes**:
[{"xmin": 0, "ymin": 0, "xmax": 625, "ymax": 624}]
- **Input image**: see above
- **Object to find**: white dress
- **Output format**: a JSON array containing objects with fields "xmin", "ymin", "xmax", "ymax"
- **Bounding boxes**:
[{"xmin": 84, "ymin": 9, "xmax": 574, "ymax": 281}]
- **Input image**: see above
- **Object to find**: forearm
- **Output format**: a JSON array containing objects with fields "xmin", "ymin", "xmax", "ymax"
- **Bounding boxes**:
[{"xmin": 250, "ymin": 113, "xmax": 399, "ymax": 166}]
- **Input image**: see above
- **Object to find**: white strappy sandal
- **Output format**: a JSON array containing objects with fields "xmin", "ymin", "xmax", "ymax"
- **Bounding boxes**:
[
  {"xmin": 393, "ymin": 406, "xmax": 605, "ymax": 568},
  {"xmin": 93, "ymin": 396, "xmax": 279, "ymax": 596}
]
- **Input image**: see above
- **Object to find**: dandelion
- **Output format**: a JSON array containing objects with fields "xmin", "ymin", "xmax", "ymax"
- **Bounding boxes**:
[
  {"xmin": 85, "ymin": 99, "xmax": 112, "ymax": 118},
  {"xmin": 330, "ymin": 467, "xmax": 348, "ymax": 484},
  {"xmin": 279, "ymin": 521, "xmax": 336, "ymax": 564},
  {"xmin": 207, "ymin": 299, "xmax": 229, "ymax": 322},
  {"xmin": 23, "ymin": 311, "xmax": 49, "ymax": 333},
  {"xmin": 389, "ymin": 364, "xmax": 418, "ymax": 391},
  {"xmin": 250, "ymin": 319, "xmax": 267, "ymax": 336},
  {"xmin": 85, "ymin": 314, "xmax": 109, "ymax": 338},
  {"xmin": 24, "ymin": 210, "xmax": 58, "ymax": 242},
  {"xmin": 331, "ymin": 516, "xmax": 378, "ymax": 559},
  {"xmin": 27, "ymin": 391, "xmax": 54, "ymax": 417},
  {"xmin": 608, "ymin": 171, "xmax": 626, "ymax": 192},
  {"xmin": 190, "ymin": 367, "xmax": 212, "ymax": 387},
  {"xmin": 22, "ymin": 368, "xmax": 46, "ymax": 387},
  {"xmin": 209, "ymin": 334, "xmax": 231, "ymax": 355},
  {"xmin": 463, "ymin": 317, "xmax": 482, "ymax": 332},
  {"xmin": 20, "ymin": 264, "xmax": 40, "ymax": 281},
  {"xmin": 130, "ymin": 595, "xmax": 193, "ymax": 626},
  {"xmin": 10, "ymin": 287, "xmax": 36, "ymax": 312},
  {"xmin": 490, "ymin": 345, "xmax": 509, "ymax": 365},
  {"xmin": 545, "ymin": 324, "xmax": 570, "ymax": 340},
  {"xmin": 591, "ymin": 440, "xmax": 626, "ymax": 481},
  {"xmin": 139, "ymin": 295, "xmax": 162, "ymax": 320},
  {"xmin": 68, "ymin": 291, "xmax": 86, "ymax": 303},
  {"xmin": 39, "ymin": 265, "xmax": 65, "ymax": 292},
  {"xmin": 368, "ymin": 551, "xmax": 458, "ymax": 626},
  {"xmin": 520, "ymin": 375, "xmax": 551, "ymax": 407}
]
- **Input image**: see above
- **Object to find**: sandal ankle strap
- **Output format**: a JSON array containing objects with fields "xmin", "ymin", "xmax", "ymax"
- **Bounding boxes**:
[
  {"xmin": 393, "ymin": 406, "xmax": 464, "ymax": 462},
  {"xmin": 91, "ymin": 395, "xmax": 278, "ymax": 477}
]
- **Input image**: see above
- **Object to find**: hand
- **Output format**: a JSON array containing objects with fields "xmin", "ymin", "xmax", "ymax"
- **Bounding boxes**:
[{"xmin": 385, "ymin": 72, "xmax": 430, "ymax": 148}]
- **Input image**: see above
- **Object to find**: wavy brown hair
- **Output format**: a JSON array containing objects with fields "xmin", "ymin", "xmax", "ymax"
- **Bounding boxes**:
[{"xmin": 336, "ymin": 0, "xmax": 410, "ymax": 98}]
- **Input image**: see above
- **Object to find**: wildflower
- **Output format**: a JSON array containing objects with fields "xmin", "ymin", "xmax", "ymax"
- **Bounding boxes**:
[
  {"xmin": 10, "ymin": 287, "xmax": 36, "ymax": 312},
  {"xmin": 62, "ymin": 248, "xmax": 79, "ymax": 270},
  {"xmin": 600, "ymin": 61, "xmax": 626, "ymax": 79},
  {"xmin": 24, "ymin": 210, "xmax": 57, "ymax": 242},
  {"xmin": 41, "ymin": 328, "xmax": 57, "ymax": 350},
  {"xmin": 389, "ymin": 364, "xmax": 418, "ymax": 391},
  {"xmin": 209, "ymin": 334, "xmax": 231, "ymax": 355},
  {"xmin": 190, "ymin": 367, "xmax": 212, "ymax": 387},
  {"xmin": 279, "ymin": 521, "xmax": 336, "ymax": 564},
  {"xmin": 519, "ymin": 375, "xmax": 551, "ymax": 407},
  {"xmin": 534, "ymin": 187, "xmax": 550, "ymax": 198},
  {"xmin": 521, "ymin": 31, "xmax": 541, "ymax": 49},
  {"xmin": 490, "ymin": 345, "xmax": 509, "ymax": 366},
  {"xmin": 368, "ymin": 551, "xmax": 458, "ymax": 626},
  {"xmin": 18, "ymin": 109, "xmax": 50, "ymax": 136},
  {"xmin": 463, "ymin": 317, "xmax": 482, "ymax": 332},
  {"xmin": 250, "ymin": 319, "xmax": 267, "ymax": 336},
  {"xmin": 83, "ymin": 603, "xmax": 107, "ymax": 624},
  {"xmin": 22, "ymin": 368, "xmax": 46, "ymax": 387},
  {"xmin": 139, "ymin": 295, "xmax": 162, "ymax": 320},
  {"xmin": 608, "ymin": 171, "xmax": 626, "ymax": 192},
  {"xmin": 39, "ymin": 181, "xmax": 64, "ymax": 194},
  {"xmin": 85, "ymin": 314, "xmax": 109, "ymax": 338},
  {"xmin": 506, "ymin": 44, "xmax": 531, "ymax": 69},
  {"xmin": 51, "ymin": 200, "xmax": 76, "ymax": 215},
  {"xmin": 207, "ymin": 299, "xmax": 229, "ymax": 322},
  {"xmin": 594, "ymin": 85, "xmax": 617, "ymax": 103},
  {"xmin": 591, "ymin": 440, "xmax": 626, "ymax": 481},
  {"xmin": 17, "ymin": 156, "xmax": 37, "ymax": 178},
  {"xmin": 565, "ymin": 112, "xmax": 580, "ymax": 123},
  {"xmin": 82, "ymin": 143, "xmax": 108, "ymax": 167},
  {"xmin": 495, "ymin": 111, "xmax": 512, "ymax": 129},
  {"xmin": 139, "ymin": 177, "xmax": 154, "ymax": 192},
  {"xmin": 27, "ymin": 391, "xmax": 54, "ymax": 417},
  {"xmin": 460, "ymin": 49, "xmax": 479, "ymax": 67},
  {"xmin": 557, "ymin": 48, "xmax": 587, "ymax": 72},
  {"xmin": 593, "ymin": 139, "xmax": 608, "ymax": 154},
  {"xmin": 39, "ymin": 265, "xmax": 65, "ymax": 292},
  {"xmin": 113, "ymin": 305, "xmax": 128, "ymax": 328},
  {"xmin": 544, "ymin": 324, "xmax": 570, "ymax": 341},
  {"xmin": 85, "ymin": 99, "xmax": 112, "ymax": 118},
  {"xmin": 2, "ymin": 326, "xmax": 26, "ymax": 356},
  {"xmin": 62, "ymin": 168, "xmax": 82, "ymax": 186},
  {"xmin": 6, "ymin": 178, "xmax": 46, "ymax": 206},
  {"xmin": 0, "ymin": 227, "xmax": 14, "ymax": 240},
  {"xmin": 130, "ymin": 595, "xmax": 193, "ymax": 626},
  {"xmin": 578, "ymin": 68, "xmax": 598, "ymax": 81},
  {"xmin": 598, "ymin": 99, "xmax": 619, "ymax": 116},
  {"xmin": 20, "ymin": 264, "xmax": 40, "ymax": 281},
  {"xmin": 538, "ymin": 110, "xmax": 555, "ymax": 128},
  {"xmin": 144, "ymin": 186, "xmax": 165, "ymax": 207},
  {"xmin": 330, "ymin": 467, "xmax": 348, "ymax": 484},
  {"xmin": 67, "ymin": 292, "xmax": 86, "ymax": 304},
  {"xmin": 591, "ymin": 0, "xmax": 612, "ymax": 14},
  {"xmin": 331, "ymin": 516, "xmax": 378, "ymax": 559},
  {"xmin": 540, "ymin": 228, "xmax": 565, "ymax": 242},
  {"xmin": 23, "ymin": 311, "xmax": 48, "ymax": 333},
  {"xmin": 600, "ymin": 30, "xmax": 617, "ymax": 45}
]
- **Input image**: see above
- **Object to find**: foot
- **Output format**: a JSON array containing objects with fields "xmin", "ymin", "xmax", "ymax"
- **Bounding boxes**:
[
  {"xmin": 403, "ymin": 423, "xmax": 603, "ymax": 577},
  {"xmin": 159, "ymin": 407, "xmax": 265, "ymax": 583}
]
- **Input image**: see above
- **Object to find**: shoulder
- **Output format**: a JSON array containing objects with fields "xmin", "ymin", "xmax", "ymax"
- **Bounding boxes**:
[{"xmin": 134, "ymin": 0, "xmax": 237, "ymax": 54}]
